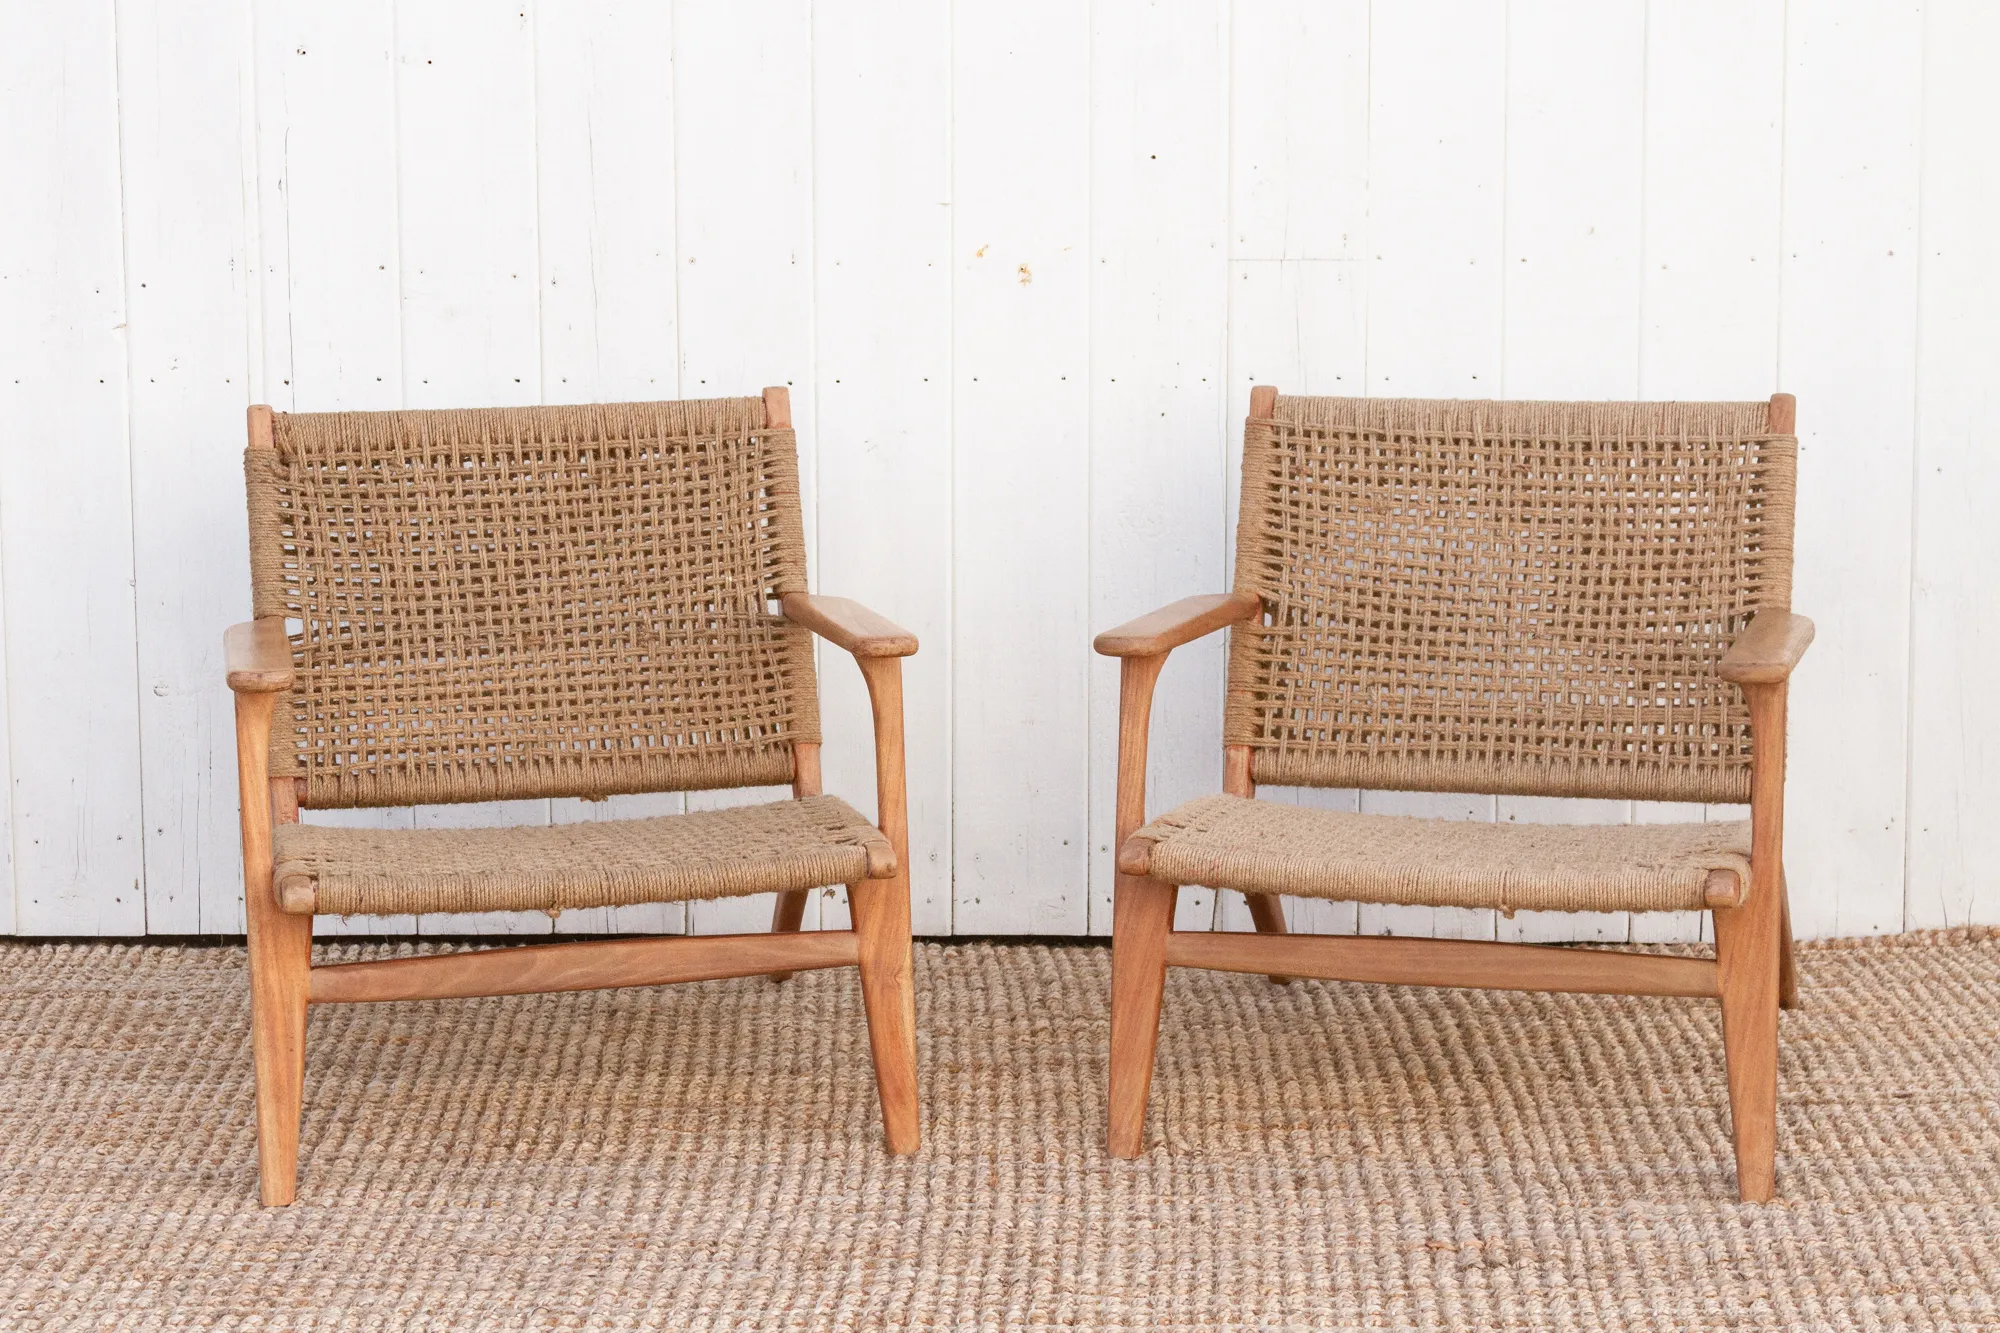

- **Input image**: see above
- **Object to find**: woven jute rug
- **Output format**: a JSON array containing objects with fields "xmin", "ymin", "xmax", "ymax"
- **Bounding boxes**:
[{"xmin": 3, "ymin": 932, "xmax": 1996, "ymax": 1330}]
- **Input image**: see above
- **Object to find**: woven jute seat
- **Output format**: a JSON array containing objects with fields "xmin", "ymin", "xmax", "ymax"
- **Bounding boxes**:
[
  {"xmin": 273, "ymin": 795, "xmax": 895, "ymax": 918},
  {"xmin": 1124, "ymin": 793, "xmax": 1750, "ymax": 916},
  {"xmin": 1095, "ymin": 387, "xmax": 1814, "ymax": 1202},
  {"xmin": 227, "ymin": 388, "xmax": 922, "ymax": 1206}
]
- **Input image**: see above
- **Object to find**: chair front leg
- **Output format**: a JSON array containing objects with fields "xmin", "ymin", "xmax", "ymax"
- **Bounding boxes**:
[
  {"xmin": 1714, "ymin": 681, "xmax": 1788, "ymax": 1203},
  {"xmin": 1109, "ymin": 874, "xmax": 1176, "ymax": 1158},
  {"xmin": 851, "ymin": 657, "xmax": 919, "ymax": 1153},
  {"xmin": 236, "ymin": 692, "xmax": 314, "ymax": 1206},
  {"xmin": 1106, "ymin": 652, "xmax": 1174, "ymax": 1158}
]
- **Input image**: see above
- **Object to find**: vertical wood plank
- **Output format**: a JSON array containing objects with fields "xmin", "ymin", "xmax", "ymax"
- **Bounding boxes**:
[
  {"xmin": 673, "ymin": 0, "xmax": 816, "ymax": 935},
  {"xmin": 534, "ymin": 0, "xmax": 680, "ymax": 407},
  {"xmin": 1639, "ymin": 2, "xmax": 1785, "ymax": 400},
  {"xmin": 1491, "ymin": 0, "xmax": 1647, "ymax": 945},
  {"xmin": 396, "ymin": 0, "xmax": 551, "ymax": 936},
  {"xmin": 256, "ymin": 0, "xmax": 418, "ymax": 939},
  {"xmin": 535, "ymin": 0, "xmax": 688, "ymax": 938},
  {"xmin": 0, "ymin": 0, "xmax": 147, "ymax": 934},
  {"xmin": 256, "ymin": 0, "xmax": 405, "ymax": 412},
  {"xmin": 1087, "ymin": 0, "xmax": 1230, "ymax": 936},
  {"xmin": 119, "ymin": 0, "xmax": 258, "ymax": 934},
  {"xmin": 950, "ymin": 0, "xmax": 1091, "ymax": 935},
  {"xmin": 1905, "ymin": 0, "xmax": 2000, "ymax": 931},
  {"xmin": 812, "ymin": 0, "xmax": 953, "ymax": 938},
  {"xmin": 1777, "ymin": 0, "xmax": 1923, "ymax": 938},
  {"xmin": 1228, "ymin": 0, "xmax": 1369, "ymax": 265},
  {"xmin": 1354, "ymin": 0, "xmax": 1508, "ymax": 942},
  {"xmin": 1633, "ymin": 0, "xmax": 1785, "ymax": 946}
]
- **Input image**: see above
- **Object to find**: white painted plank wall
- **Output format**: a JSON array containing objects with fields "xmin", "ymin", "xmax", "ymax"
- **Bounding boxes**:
[
  {"xmin": 1777, "ymin": 1, "xmax": 1924, "ymax": 940},
  {"xmin": 1907, "ymin": 0, "xmax": 2000, "ymax": 932},
  {"xmin": 812, "ymin": 0, "xmax": 955, "ymax": 937},
  {"xmin": 2, "ymin": 0, "xmax": 1997, "ymax": 941},
  {"xmin": 0, "ymin": 0, "xmax": 148, "ymax": 935},
  {"xmin": 1087, "ymin": 0, "xmax": 1230, "ymax": 936},
  {"xmin": 950, "ymin": 0, "xmax": 1092, "ymax": 935}
]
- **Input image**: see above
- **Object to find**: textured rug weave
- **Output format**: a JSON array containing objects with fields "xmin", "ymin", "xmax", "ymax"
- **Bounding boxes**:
[{"xmin": 2, "ymin": 932, "xmax": 1996, "ymax": 1330}]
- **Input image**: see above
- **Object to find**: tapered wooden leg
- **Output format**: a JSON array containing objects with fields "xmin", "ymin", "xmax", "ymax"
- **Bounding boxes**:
[
  {"xmin": 1108, "ymin": 875, "xmax": 1176, "ymax": 1158},
  {"xmin": 1778, "ymin": 870, "xmax": 1799, "ymax": 1011},
  {"xmin": 848, "ymin": 662, "xmax": 919, "ymax": 1153},
  {"xmin": 237, "ymin": 690, "xmax": 313, "ymax": 1207},
  {"xmin": 767, "ymin": 889, "xmax": 811, "ymax": 983},
  {"xmin": 247, "ymin": 888, "xmax": 313, "ymax": 1206},
  {"xmin": 848, "ymin": 878, "xmax": 919, "ymax": 1153},
  {"xmin": 1244, "ymin": 893, "xmax": 1294, "ymax": 985},
  {"xmin": 1713, "ymin": 881, "xmax": 1782, "ymax": 1203}
]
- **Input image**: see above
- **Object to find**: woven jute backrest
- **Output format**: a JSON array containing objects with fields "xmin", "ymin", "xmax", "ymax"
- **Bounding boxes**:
[
  {"xmin": 1225, "ymin": 395, "xmax": 1797, "ymax": 804},
  {"xmin": 245, "ymin": 397, "xmax": 819, "ymax": 808}
]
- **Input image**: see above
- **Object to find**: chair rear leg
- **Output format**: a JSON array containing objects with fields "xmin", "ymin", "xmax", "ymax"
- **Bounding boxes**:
[
  {"xmin": 1713, "ymin": 881, "xmax": 1783, "ymax": 1202},
  {"xmin": 1244, "ymin": 893, "xmax": 1294, "ymax": 985},
  {"xmin": 1108, "ymin": 876, "xmax": 1176, "ymax": 1158},
  {"xmin": 767, "ymin": 889, "xmax": 811, "ymax": 983},
  {"xmin": 846, "ymin": 878, "xmax": 919, "ymax": 1153},
  {"xmin": 246, "ymin": 893, "xmax": 313, "ymax": 1206}
]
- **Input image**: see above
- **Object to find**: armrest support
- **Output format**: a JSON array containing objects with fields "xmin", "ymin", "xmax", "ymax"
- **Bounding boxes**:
[
  {"xmin": 1094, "ymin": 590, "xmax": 1261, "ymax": 657},
  {"xmin": 1719, "ymin": 610, "xmax": 1815, "ymax": 685},
  {"xmin": 854, "ymin": 657, "xmax": 910, "ymax": 883},
  {"xmin": 226, "ymin": 618, "xmax": 295, "ymax": 693},
  {"xmin": 780, "ymin": 592, "xmax": 918, "ymax": 658}
]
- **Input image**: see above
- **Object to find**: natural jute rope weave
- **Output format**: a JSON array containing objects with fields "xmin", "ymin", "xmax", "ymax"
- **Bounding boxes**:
[
  {"xmin": 1226, "ymin": 397, "xmax": 1795, "ymax": 804},
  {"xmin": 4, "ymin": 934, "xmax": 1995, "ymax": 1330},
  {"xmin": 273, "ymin": 794, "xmax": 894, "ymax": 918},
  {"xmin": 245, "ymin": 397, "xmax": 818, "ymax": 809},
  {"xmin": 1127, "ymin": 792, "xmax": 1751, "ymax": 915}
]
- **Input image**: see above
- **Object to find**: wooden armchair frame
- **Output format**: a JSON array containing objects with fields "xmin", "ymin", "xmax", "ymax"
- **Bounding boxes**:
[
  {"xmin": 227, "ymin": 388, "xmax": 918, "ymax": 1206},
  {"xmin": 1097, "ymin": 388, "xmax": 1811, "ymax": 1202}
]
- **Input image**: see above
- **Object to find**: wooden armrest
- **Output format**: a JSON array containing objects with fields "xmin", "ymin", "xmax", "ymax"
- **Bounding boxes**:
[
  {"xmin": 1719, "ymin": 610, "xmax": 1815, "ymax": 685},
  {"xmin": 780, "ymin": 592, "xmax": 918, "ymax": 658},
  {"xmin": 225, "ymin": 618, "xmax": 295, "ymax": 693},
  {"xmin": 1094, "ymin": 590, "xmax": 1261, "ymax": 658}
]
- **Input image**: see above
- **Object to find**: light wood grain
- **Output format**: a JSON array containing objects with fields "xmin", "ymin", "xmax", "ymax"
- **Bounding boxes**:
[
  {"xmin": 1719, "ymin": 611, "xmax": 1816, "ymax": 684},
  {"xmin": 780, "ymin": 592, "xmax": 919, "ymax": 658},
  {"xmin": 308, "ymin": 930, "xmax": 861, "ymax": 1004},
  {"xmin": 1703, "ymin": 868, "xmax": 1745, "ymax": 909},
  {"xmin": 1093, "ymin": 590, "xmax": 1260, "ymax": 658},
  {"xmin": 224, "ymin": 615, "xmax": 294, "ymax": 694},
  {"xmin": 848, "ymin": 656, "xmax": 920, "ymax": 1153},
  {"xmin": 236, "ymin": 688, "xmax": 313, "ymax": 1206},
  {"xmin": 1713, "ymin": 680, "xmax": 1789, "ymax": 1202},
  {"xmin": 1107, "ymin": 652, "xmax": 1174, "ymax": 1157},
  {"xmin": 1164, "ymin": 930, "xmax": 1721, "ymax": 999},
  {"xmin": 762, "ymin": 384, "xmax": 792, "ymax": 429}
]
